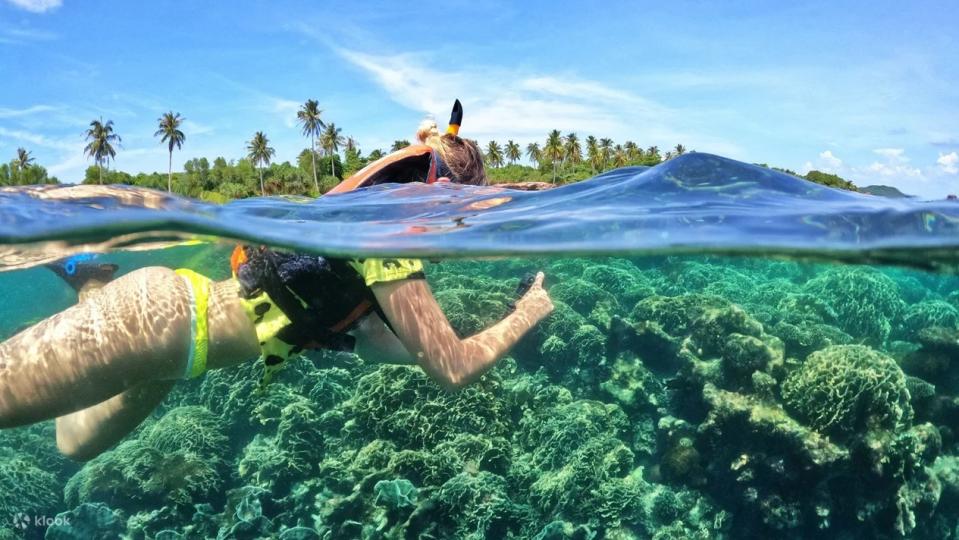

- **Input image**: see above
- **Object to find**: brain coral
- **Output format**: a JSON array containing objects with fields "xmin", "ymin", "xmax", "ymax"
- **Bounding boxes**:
[{"xmin": 782, "ymin": 345, "xmax": 913, "ymax": 438}]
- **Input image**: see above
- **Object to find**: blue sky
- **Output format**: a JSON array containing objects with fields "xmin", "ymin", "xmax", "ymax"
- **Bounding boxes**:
[{"xmin": 1, "ymin": 0, "xmax": 957, "ymax": 198}]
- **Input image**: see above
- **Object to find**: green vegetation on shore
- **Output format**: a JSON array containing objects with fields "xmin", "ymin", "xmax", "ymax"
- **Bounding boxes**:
[
  {"xmin": 0, "ymin": 147, "xmax": 59, "ymax": 186},
  {"xmin": 1, "ymin": 100, "xmax": 868, "ymax": 199}
]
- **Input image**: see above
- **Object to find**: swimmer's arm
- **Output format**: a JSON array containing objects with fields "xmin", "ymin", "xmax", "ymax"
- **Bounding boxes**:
[{"xmin": 372, "ymin": 272, "xmax": 553, "ymax": 389}]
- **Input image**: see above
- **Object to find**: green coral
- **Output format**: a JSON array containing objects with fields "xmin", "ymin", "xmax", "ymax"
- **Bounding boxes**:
[
  {"xmin": 45, "ymin": 503, "xmax": 124, "ymax": 540},
  {"xmin": 4, "ymin": 255, "xmax": 954, "ymax": 539},
  {"xmin": 899, "ymin": 300, "xmax": 959, "ymax": 339},
  {"xmin": 581, "ymin": 262, "xmax": 655, "ymax": 307},
  {"xmin": 512, "ymin": 400, "xmax": 648, "ymax": 525},
  {"xmin": 782, "ymin": 345, "xmax": 913, "ymax": 438},
  {"xmin": 630, "ymin": 294, "xmax": 729, "ymax": 338},
  {"xmin": 0, "ymin": 448, "xmax": 61, "ymax": 524},
  {"xmin": 548, "ymin": 278, "xmax": 622, "ymax": 321},
  {"xmin": 600, "ymin": 357, "xmax": 665, "ymax": 413},
  {"xmin": 417, "ymin": 471, "xmax": 535, "ymax": 539},
  {"xmin": 348, "ymin": 364, "xmax": 508, "ymax": 448},
  {"xmin": 64, "ymin": 406, "xmax": 229, "ymax": 509},
  {"xmin": 373, "ymin": 478, "xmax": 418, "ymax": 510},
  {"xmin": 803, "ymin": 267, "xmax": 904, "ymax": 346},
  {"xmin": 142, "ymin": 405, "xmax": 227, "ymax": 455}
]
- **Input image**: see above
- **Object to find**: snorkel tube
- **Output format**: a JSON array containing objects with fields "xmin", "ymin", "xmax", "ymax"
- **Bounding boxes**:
[{"xmin": 446, "ymin": 99, "xmax": 462, "ymax": 136}]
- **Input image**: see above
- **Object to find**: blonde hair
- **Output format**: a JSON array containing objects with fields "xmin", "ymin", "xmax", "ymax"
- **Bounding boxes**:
[{"xmin": 416, "ymin": 119, "xmax": 486, "ymax": 186}]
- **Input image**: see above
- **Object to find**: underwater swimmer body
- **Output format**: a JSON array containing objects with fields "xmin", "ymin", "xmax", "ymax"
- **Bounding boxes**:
[{"xmin": 0, "ymin": 101, "xmax": 555, "ymax": 460}]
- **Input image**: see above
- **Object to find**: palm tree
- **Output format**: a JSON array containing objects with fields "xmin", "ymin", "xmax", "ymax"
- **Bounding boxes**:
[
  {"xmin": 585, "ymin": 136, "xmax": 599, "ymax": 174},
  {"xmin": 485, "ymin": 140, "xmax": 503, "ymax": 168},
  {"xmin": 564, "ymin": 133, "xmax": 582, "ymax": 166},
  {"xmin": 599, "ymin": 138, "xmax": 613, "ymax": 171},
  {"xmin": 543, "ymin": 130, "xmax": 564, "ymax": 182},
  {"xmin": 674, "ymin": 144, "xmax": 686, "ymax": 156},
  {"xmin": 505, "ymin": 140, "xmax": 520, "ymax": 166},
  {"xmin": 296, "ymin": 99, "xmax": 324, "ymax": 194},
  {"xmin": 624, "ymin": 141, "xmax": 641, "ymax": 163},
  {"xmin": 14, "ymin": 147, "xmax": 33, "ymax": 183},
  {"xmin": 664, "ymin": 151, "xmax": 674, "ymax": 160},
  {"xmin": 247, "ymin": 131, "xmax": 275, "ymax": 196},
  {"xmin": 391, "ymin": 140, "xmax": 411, "ymax": 152},
  {"xmin": 345, "ymin": 136, "xmax": 358, "ymax": 153},
  {"xmin": 526, "ymin": 142, "xmax": 541, "ymax": 166},
  {"xmin": 320, "ymin": 123, "xmax": 345, "ymax": 178},
  {"xmin": 153, "ymin": 111, "xmax": 186, "ymax": 192},
  {"xmin": 646, "ymin": 146, "xmax": 660, "ymax": 163},
  {"xmin": 84, "ymin": 118, "xmax": 121, "ymax": 184},
  {"xmin": 614, "ymin": 144, "xmax": 628, "ymax": 168}
]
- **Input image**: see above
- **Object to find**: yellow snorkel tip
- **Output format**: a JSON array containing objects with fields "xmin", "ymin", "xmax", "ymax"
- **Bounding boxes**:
[{"xmin": 446, "ymin": 99, "xmax": 463, "ymax": 136}]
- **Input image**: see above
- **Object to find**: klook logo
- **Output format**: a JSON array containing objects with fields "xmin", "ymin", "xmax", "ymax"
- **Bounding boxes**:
[
  {"xmin": 9, "ymin": 512, "xmax": 71, "ymax": 530},
  {"xmin": 12, "ymin": 512, "xmax": 30, "ymax": 529}
]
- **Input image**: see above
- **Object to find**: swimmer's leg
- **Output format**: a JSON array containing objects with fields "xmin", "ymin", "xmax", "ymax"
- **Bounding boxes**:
[
  {"xmin": 56, "ymin": 379, "xmax": 175, "ymax": 460},
  {"xmin": 0, "ymin": 267, "xmax": 193, "ymax": 428}
]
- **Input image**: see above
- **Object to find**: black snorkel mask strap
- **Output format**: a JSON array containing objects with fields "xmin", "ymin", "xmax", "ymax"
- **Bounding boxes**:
[{"xmin": 427, "ymin": 150, "xmax": 457, "ymax": 184}]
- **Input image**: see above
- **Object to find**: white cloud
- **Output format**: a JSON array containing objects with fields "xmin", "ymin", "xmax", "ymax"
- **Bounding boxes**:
[
  {"xmin": 863, "ymin": 148, "xmax": 922, "ymax": 179},
  {"xmin": 272, "ymin": 98, "xmax": 301, "ymax": 128},
  {"xmin": 0, "ymin": 126, "xmax": 74, "ymax": 150},
  {"xmin": 873, "ymin": 147, "xmax": 906, "ymax": 161},
  {"xmin": 819, "ymin": 150, "xmax": 842, "ymax": 169},
  {"xmin": 801, "ymin": 150, "xmax": 842, "ymax": 174},
  {"xmin": 5, "ymin": 0, "xmax": 62, "ymax": 13},
  {"xmin": 0, "ymin": 26, "xmax": 57, "ymax": 44},
  {"xmin": 0, "ymin": 105, "xmax": 57, "ymax": 118},
  {"xmin": 938, "ymin": 151, "xmax": 959, "ymax": 175},
  {"xmin": 182, "ymin": 119, "xmax": 214, "ymax": 136},
  {"xmin": 336, "ymin": 48, "xmax": 740, "ymax": 156},
  {"xmin": 46, "ymin": 144, "xmax": 89, "ymax": 177}
]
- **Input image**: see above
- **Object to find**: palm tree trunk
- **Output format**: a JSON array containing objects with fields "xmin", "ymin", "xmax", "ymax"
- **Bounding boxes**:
[
  {"xmin": 310, "ymin": 136, "xmax": 318, "ymax": 194},
  {"xmin": 330, "ymin": 146, "xmax": 336, "ymax": 178},
  {"xmin": 259, "ymin": 168, "xmax": 265, "ymax": 196},
  {"xmin": 167, "ymin": 151, "xmax": 173, "ymax": 192},
  {"xmin": 552, "ymin": 161, "xmax": 556, "ymax": 183},
  {"xmin": 98, "ymin": 161, "xmax": 103, "ymax": 185}
]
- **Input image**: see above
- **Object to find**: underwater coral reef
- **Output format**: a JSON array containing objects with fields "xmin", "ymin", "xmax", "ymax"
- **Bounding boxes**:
[{"xmin": 3, "ymin": 255, "xmax": 959, "ymax": 539}]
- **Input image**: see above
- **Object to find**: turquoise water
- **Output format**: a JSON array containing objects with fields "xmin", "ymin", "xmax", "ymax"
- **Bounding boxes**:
[{"xmin": 1, "ymin": 154, "xmax": 959, "ymax": 539}]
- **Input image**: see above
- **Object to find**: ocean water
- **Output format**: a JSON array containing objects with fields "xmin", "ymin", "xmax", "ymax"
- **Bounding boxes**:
[{"xmin": 0, "ymin": 153, "xmax": 958, "ymax": 539}]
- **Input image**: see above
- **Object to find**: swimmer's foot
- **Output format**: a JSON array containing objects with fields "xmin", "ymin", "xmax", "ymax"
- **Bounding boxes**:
[{"xmin": 46, "ymin": 256, "xmax": 119, "ymax": 295}]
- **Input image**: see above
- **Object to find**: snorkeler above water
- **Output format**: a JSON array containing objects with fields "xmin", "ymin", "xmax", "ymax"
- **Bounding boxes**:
[{"xmin": 0, "ymin": 101, "xmax": 555, "ymax": 460}]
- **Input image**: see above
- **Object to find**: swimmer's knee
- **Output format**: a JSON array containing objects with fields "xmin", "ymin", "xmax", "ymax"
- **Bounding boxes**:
[{"xmin": 56, "ymin": 426, "xmax": 100, "ymax": 461}]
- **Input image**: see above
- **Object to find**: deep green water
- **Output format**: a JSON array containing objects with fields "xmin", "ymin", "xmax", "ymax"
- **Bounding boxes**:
[{"xmin": 2, "ymin": 245, "xmax": 959, "ymax": 539}]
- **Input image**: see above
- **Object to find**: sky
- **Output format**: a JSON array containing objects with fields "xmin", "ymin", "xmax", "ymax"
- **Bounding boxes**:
[{"xmin": 1, "ymin": 0, "xmax": 957, "ymax": 198}]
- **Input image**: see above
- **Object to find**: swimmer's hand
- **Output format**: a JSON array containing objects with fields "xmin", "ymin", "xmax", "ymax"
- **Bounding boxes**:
[
  {"xmin": 514, "ymin": 271, "xmax": 554, "ymax": 323},
  {"xmin": 516, "ymin": 272, "xmax": 536, "ymax": 297}
]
